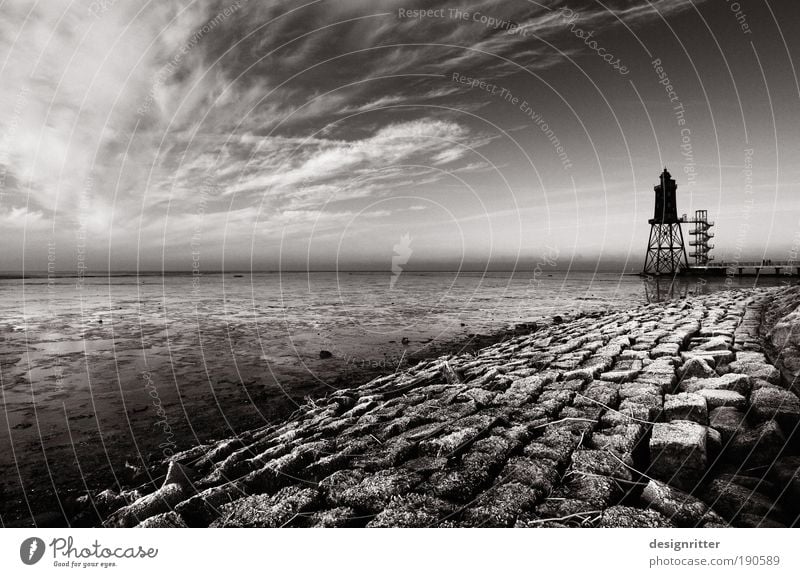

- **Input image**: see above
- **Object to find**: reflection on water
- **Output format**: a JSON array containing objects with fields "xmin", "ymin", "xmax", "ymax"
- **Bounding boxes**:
[{"xmin": 641, "ymin": 274, "xmax": 792, "ymax": 303}]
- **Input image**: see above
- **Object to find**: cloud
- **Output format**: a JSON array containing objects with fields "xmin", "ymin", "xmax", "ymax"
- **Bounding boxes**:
[
  {"xmin": 208, "ymin": 118, "xmax": 490, "ymax": 205},
  {"xmin": 0, "ymin": 0, "xmax": 716, "ymax": 269}
]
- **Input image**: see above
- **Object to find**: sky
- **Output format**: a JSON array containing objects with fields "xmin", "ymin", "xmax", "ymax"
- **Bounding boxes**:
[{"xmin": 0, "ymin": 0, "xmax": 798, "ymax": 273}]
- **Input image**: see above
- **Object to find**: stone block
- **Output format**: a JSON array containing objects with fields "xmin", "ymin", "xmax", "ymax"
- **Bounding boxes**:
[
  {"xmin": 599, "ymin": 369, "xmax": 640, "ymax": 383},
  {"xmin": 651, "ymin": 342, "xmax": 681, "ymax": 358},
  {"xmin": 708, "ymin": 407, "xmax": 746, "ymax": 443},
  {"xmin": 678, "ymin": 357, "xmax": 716, "ymax": 380},
  {"xmin": 727, "ymin": 420, "xmax": 785, "ymax": 467},
  {"xmin": 460, "ymin": 482, "xmax": 540, "ymax": 527},
  {"xmin": 725, "ymin": 361, "xmax": 781, "ymax": 384},
  {"xmin": 696, "ymin": 389, "xmax": 747, "ymax": 411},
  {"xmin": 210, "ymin": 486, "xmax": 319, "ymax": 527},
  {"xmin": 736, "ymin": 351, "xmax": 767, "ymax": 363},
  {"xmin": 680, "ymin": 350, "xmax": 735, "ymax": 366},
  {"xmin": 700, "ymin": 478, "xmax": 779, "ymax": 524},
  {"xmin": 750, "ymin": 387, "xmax": 800, "ymax": 430},
  {"xmin": 664, "ymin": 392, "xmax": 708, "ymax": 424},
  {"xmin": 681, "ymin": 373, "xmax": 750, "ymax": 396},
  {"xmin": 648, "ymin": 421, "xmax": 708, "ymax": 491},
  {"xmin": 640, "ymin": 479, "xmax": 709, "ymax": 527},
  {"xmin": 367, "ymin": 493, "xmax": 455, "ymax": 528}
]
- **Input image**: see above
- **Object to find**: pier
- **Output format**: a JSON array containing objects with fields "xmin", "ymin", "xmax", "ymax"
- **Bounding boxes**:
[{"xmin": 686, "ymin": 261, "xmax": 800, "ymax": 277}]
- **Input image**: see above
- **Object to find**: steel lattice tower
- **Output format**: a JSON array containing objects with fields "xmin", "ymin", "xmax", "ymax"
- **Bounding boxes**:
[
  {"xmin": 688, "ymin": 209, "xmax": 715, "ymax": 265},
  {"xmin": 643, "ymin": 168, "xmax": 689, "ymax": 275}
]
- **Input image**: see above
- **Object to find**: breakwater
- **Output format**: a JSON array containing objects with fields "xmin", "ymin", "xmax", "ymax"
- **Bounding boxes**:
[{"xmin": 77, "ymin": 285, "xmax": 800, "ymax": 528}]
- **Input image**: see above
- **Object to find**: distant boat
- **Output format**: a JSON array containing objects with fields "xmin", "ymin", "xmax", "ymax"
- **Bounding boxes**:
[{"xmin": 233, "ymin": 274, "xmax": 244, "ymax": 278}]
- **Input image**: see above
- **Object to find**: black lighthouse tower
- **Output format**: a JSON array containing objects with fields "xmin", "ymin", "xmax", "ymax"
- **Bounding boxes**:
[{"xmin": 643, "ymin": 168, "xmax": 689, "ymax": 275}]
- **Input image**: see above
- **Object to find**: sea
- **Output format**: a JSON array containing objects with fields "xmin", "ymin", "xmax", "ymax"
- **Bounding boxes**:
[{"xmin": 0, "ymin": 270, "xmax": 788, "ymax": 525}]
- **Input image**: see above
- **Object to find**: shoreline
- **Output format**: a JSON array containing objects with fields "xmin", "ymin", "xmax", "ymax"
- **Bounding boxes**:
[
  {"xmin": 0, "ymin": 313, "xmax": 580, "ymax": 528},
  {"xmin": 67, "ymin": 284, "xmax": 800, "ymax": 528}
]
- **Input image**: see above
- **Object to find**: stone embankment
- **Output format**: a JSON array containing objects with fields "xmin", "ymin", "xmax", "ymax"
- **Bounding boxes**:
[{"xmin": 81, "ymin": 286, "xmax": 800, "ymax": 527}]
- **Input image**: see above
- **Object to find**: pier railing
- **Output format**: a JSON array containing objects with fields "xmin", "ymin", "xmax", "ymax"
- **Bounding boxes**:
[{"xmin": 689, "ymin": 260, "xmax": 799, "ymax": 271}]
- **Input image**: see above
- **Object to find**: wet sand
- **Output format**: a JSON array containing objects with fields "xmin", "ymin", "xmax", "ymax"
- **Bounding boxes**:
[{"xmin": 1, "ymin": 272, "xmax": 619, "ymax": 527}]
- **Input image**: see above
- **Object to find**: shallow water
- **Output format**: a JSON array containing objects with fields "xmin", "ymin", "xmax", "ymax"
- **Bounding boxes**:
[{"xmin": 0, "ymin": 270, "xmax": 787, "ymax": 525}]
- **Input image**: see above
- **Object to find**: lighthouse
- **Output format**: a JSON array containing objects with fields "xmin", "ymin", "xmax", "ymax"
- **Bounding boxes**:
[{"xmin": 643, "ymin": 168, "xmax": 689, "ymax": 275}]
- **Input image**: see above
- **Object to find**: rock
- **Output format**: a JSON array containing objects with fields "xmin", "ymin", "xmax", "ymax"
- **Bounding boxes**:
[
  {"xmin": 173, "ymin": 484, "xmax": 245, "ymax": 526},
  {"xmin": 85, "ymin": 488, "xmax": 142, "ymax": 519},
  {"xmin": 135, "ymin": 511, "xmax": 188, "ymax": 528},
  {"xmin": 681, "ymin": 373, "xmax": 750, "ymax": 396},
  {"xmin": 460, "ymin": 482, "xmax": 540, "ymax": 527},
  {"xmin": 569, "ymin": 449, "xmax": 632, "ymax": 482},
  {"xmin": 340, "ymin": 470, "xmax": 423, "ymax": 512},
  {"xmin": 440, "ymin": 361, "xmax": 462, "ymax": 385},
  {"xmin": 553, "ymin": 315, "xmax": 564, "ymax": 324},
  {"xmin": 640, "ymin": 479, "xmax": 709, "ymax": 527},
  {"xmin": 211, "ymin": 486, "xmax": 320, "ymax": 527},
  {"xmin": 500, "ymin": 456, "xmax": 560, "ymax": 495},
  {"xmin": 648, "ymin": 421, "xmax": 708, "ymax": 491},
  {"xmin": 709, "ymin": 407, "xmax": 746, "ymax": 443},
  {"xmin": 565, "ymin": 473, "xmax": 621, "ymax": 508},
  {"xmin": 597, "ymin": 505, "xmax": 673, "ymax": 528},
  {"xmin": 618, "ymin": 396, "xmax": 662, "ymax": 423},
  {"xmin": 680, "ymin": 350, "xmax": 735, "ymax": 366},
  {"xmin": 419, "ymin": 428, "xmax": 480, "ymax": 457},
  {"xmin": 246, "ymin": 440, "xmax": 334, "ymax": 494},
  {"xmin": 726, "ymin": 420, "xmax": 785, "ymax": 467},
  {"xmin": 638, "ymin": 358, "xmax": 678, "ymax": 392},
  {"xmin": 695, "ymin": 389, "xmax": 747, "ymax": 411},
  {"xmin": 699, "ymin": 508, "xmax": 729, "ymax": 528},
  {"xmin": 162, "ymin": 461, "xmax": 196, "ymax": 489},
  {"xmin": 319, "ymin": 469, "xmax": 365, "ymax": 506},
  {"xmin": 524, "ymin": 498, "xmax": 601, "ymax": 527},
  {"xmin": 724, "ymin": 361, "xmax": 781, "ymax": 384},
  {"xmin": 104, "ymin": 483, "xmax": 185, "ymax": 528},
  {"xmin": 619, "ymin": 382, "xmax": 661, "ymax": 400},
  {"xmin": 523, "ymin": 429, "xmax": 580, "ymax": 467},
  {"xmin": 307, "ymin": 507, "xmax": 362, "ymax": 528},
  {"xmin": 736, "ymin": 351, "xmax": 767, "ymax": 363},
  {"xmin": 319, "ymin": 350, "xmax": 333, "ymax": 359},
  {"xmin": 614, "ymin": 359, "xmax": 645, "ymax": 374},
  {"xmin": 367, "ymin": 493, "xmax": 455, "ymax": 528},
  {"xmin": 651, "ymin": 342, "xmax": 680, "ymax": 358},
  {"xmin": 749, "ymin": 387, "xmax": 800, "ymax": 429},
  {"xmin": 167, "ymin": 443, "xmax": 213, "ymax": 467},
  {"xmin": 694, "ymin": 336, "xmax": 731, "ymax": 351},
  {"xmin": 737, "ymin": 514, "xmax": 787, "ymax": 528},
  {"xmin": 767, "ymin": 456, "xmax": 800, "ymax": 505},
  {"xmin": 715, "ymin": 473, "xmax": 776, "ymax": 493},
  {"xmin": 590, "ymin": 424, "xmax": 646, "ymax": 455},
  {"xmin": 767, "ymin": 306, "xmax": 800, "ymax": 389},
  {"xmin": 494, "ymin": 375, "xmax": 548, "ymax": 406},
  {"xmin": 428, "ymin": 436, "xmax": 514, "ymax": 502},
  {"xmin": 579, "ymin": 355, "xmax": 614, "ymax": 377},
  {"xmin": 599, "ymin": 369, "xmax": 640, "ymax": 383},
  {"xmin": 575, "ymin": 381, "xmax": 618, "ymax": 409},
  {"xmin": 664, "ymin": 392, "xmax": 708, "ymax": 424},
  {"xmin": 705, "ymin": 426, "xmax": 722, "ymax": 458},
  {"xmin": 700, "ymin": 478, "xmax": 779, "ymax": 524},
  {"xmin": 750, "ymin": 377, "xmax": 779, "ymax": 391},
  {"xmin": 678, "ymin": 357, "xmax": 716, "ymax": 380}
]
